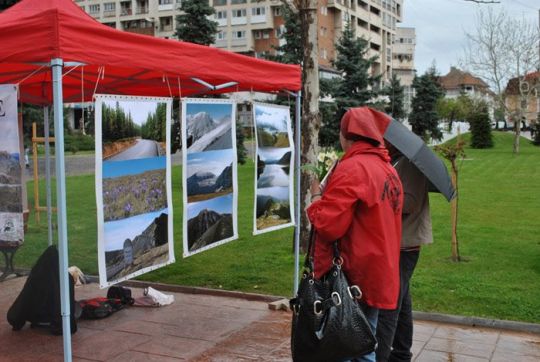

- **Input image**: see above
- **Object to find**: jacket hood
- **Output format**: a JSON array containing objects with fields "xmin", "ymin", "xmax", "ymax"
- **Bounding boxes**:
[
  {"xmin": 342, "ymin": 140, "xmax": 391, "ymax": 163},
  {"xmin": 340, "ymin": 107, "xmax": 391, "ymax": 145}
]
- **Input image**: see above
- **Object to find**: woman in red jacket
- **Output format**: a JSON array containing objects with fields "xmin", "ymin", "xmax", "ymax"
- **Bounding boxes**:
[{"xmin": 307, "ymin": 107, "xmax": 403, "ymax": 362}]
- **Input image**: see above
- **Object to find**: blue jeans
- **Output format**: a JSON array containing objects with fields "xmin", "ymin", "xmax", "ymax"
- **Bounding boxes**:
[
  {"xmin": 375, "ymin": 250, "xmax": 420, "ymax": 362},
  {"xmin": 348, "ymin": 303, "xmax": 379, "ymax": 362}
]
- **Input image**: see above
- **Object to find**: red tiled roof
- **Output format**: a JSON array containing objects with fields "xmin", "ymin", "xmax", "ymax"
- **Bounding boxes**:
[
  {"xmin": 439, "ymin": 67, "xmax": 489, "ymax": 90},
  {"xmin": 505, "ymin": 71, "xmax": 540, "ymax": 95}
]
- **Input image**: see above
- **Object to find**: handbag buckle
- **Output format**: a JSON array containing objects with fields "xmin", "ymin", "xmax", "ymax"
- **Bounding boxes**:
[
  {"xmin": 292, "ymin": 303, "xmax": 301, "ymax": 315},
  {"xmin": 331, "ymin": 292, "xmax": 342, "ymax": 306},
  {"xmin": 313, "ymin": 300, "xmax": 323, "ymax": 315},
  {"xmin": 348, "ymin": 285, "xmax": 363, "ymax": 300}
]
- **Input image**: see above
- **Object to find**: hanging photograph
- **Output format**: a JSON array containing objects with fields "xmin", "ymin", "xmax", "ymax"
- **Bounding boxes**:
[
  {"xmin": 95, "ymin": 95, "xmax": 174, "ymax": 288},
  {"xmin": 0, "ymin": 84, "xmax": 23, "ymax": 247},
  {"xmin": 253, "ymin": 103, "xmax": 295, "ymax": 235},
  {"xmin": 182, "ymin": 98, "xmax": 238, "ymax": 257}
]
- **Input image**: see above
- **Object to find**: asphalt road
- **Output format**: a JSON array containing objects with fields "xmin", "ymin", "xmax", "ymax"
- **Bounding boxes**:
[{"xmin": 107, "ymin": 139, "xmax": 159, "ymax": 161}]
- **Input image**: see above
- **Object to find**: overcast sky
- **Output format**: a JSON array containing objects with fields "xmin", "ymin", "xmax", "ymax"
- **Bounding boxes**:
[{"xmin": 400, "ymin": 0, "xmax": 539, "ymax": 76}]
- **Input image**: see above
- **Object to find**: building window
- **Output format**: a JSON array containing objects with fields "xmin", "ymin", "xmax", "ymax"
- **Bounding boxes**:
[
  {"xmin": 321, "ymin": 48, "xmax": 327, "ymax": 60},
  {"xmin": 232, "ymin": 9, "xmax": 247, "ymax": 17},
  {"xmin": 217, "ymin": 31, "xmax": 227, "ymax": 40},
  {"xmin": 254, "ymin": 30, "xmax": 262, "ymax": 39},
  {"xmin": 275, "ymin": 25, "xmax": 285, "ymax": 38},
  {"xmin": 252, "ymin": 7, "xmax": 265, "ymax": 16},
  {"xmin": 104, "ymin": 2, "xmax": 115, "ymax": 11},
  {"xmin": 233, "ymin": 30, "xmax": 246, "ymax": 39},
  {"xmin": 159, "ymin": 0, "xmax": 173, "ymax": 4},
  {"xmin": 320, "ymin": 6, "xmax": 327, "ymax": 15},
  {"xmin": 320, "ymin": 27, "xmax": 327, "ymax": 37},
  {"xmin": 262, "ymin": 30, "xmax": 270, "ymax": 39},
  {"xmin": 88, "ymin": 4, "xmax": 100, "ymax": 13},
  {"xmin": 231, "ymin": 0, "xmax": 246, "ymax": 4},
  {"xmin": 273, "ymin": 7, "xmax": 282, "ymax": 16},
  {"xmin": 213, "ymin": 0, "xmax": 227, "ymax": 5},
  {"xmin": 216, "ymin": 10, "xmax": 227, "ymax": 19}
]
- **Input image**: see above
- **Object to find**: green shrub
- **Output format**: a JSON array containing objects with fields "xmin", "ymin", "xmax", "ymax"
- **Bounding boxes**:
[
  {"xmin": 64, "ymin": 133, "xmax": 95, "ymax": 152},
  {"xmin": 468, "ymin": 109, "xmax": 493, "ymax": 149}
]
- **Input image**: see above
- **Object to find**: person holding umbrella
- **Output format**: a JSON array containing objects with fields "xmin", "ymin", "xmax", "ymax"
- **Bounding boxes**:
[{"xmin": 375, "ymin": 142, "xmax": 433, "ymax": 362}]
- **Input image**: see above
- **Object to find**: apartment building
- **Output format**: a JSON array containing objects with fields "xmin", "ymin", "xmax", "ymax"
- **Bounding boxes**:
[
  {"xmin": 392, "ymin": 27, "xmax": 415, "ymax": 113},
  {"xmin": 76, "ymin": 0, "xmax": 405, "ymax": 83}
]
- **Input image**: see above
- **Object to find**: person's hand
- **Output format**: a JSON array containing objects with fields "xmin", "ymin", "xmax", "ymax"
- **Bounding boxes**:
[{"xmin": 310, "ymin": 178, "xmax": 322, "ymax": 202}]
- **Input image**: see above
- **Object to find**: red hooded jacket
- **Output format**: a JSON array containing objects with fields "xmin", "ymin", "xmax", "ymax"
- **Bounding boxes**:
[{"xmin": 307, "ymin": 141, "xmax": 403, "ymax": 310}]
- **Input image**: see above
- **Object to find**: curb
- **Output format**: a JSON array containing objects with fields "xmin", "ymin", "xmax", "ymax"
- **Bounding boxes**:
[{"xmin": 413, "ymin": 311, "xmax": 540, "ymax": 335}]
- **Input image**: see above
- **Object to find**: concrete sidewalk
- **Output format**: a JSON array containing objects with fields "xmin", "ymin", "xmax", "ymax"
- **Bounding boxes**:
[{"xmin": 1, "ymin": 277, "xmax": 539, "ymax": 361}]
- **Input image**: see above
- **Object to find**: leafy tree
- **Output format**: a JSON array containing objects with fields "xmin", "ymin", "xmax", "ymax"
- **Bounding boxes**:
[
  {"xmin": 436, "ymin": 92, "xmax": 472, "ymax": 131},
  {"xmin": 384, "ymin": 73, "xmax": 405, "ymax": 120},
  {"xmin": 409, "ymin": 66, "xmax": 445, "ymax": 141},
  {"xmin": 175, "ymin": 0, "xmax": 218, "ymax": 46},
  {"xmin": 468, "ymin": 102, "xmax": 493, "ymax": 148},
  {"xmin": 319, "ymin": 21, "xmax": 380, "ymax": 147}
]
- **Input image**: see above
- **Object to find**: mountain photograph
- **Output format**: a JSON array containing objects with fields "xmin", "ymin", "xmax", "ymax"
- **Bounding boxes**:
[
  {"xmin": 186, "ymin": 149, "xmax": 234, "ymax": 202},
  {"xmin": 186, "ymin": 102, "xmax": 234, "ymax": 153},
  {"xmin": 105, "ymin": 211, "xmax": 169, "ymax": 281},
  {"xmin": 256, "ymin": 186, "xmax": 292, "ymax": 231},
  {"xmin": 186, "ymin": 194, "xmax": 235, "ymax": 254},
  {"xmin": 254, "ymin": 104, "xmax": 291, "ymax": 148},
  {"xmin": 257, "ymin": 148, "xmax": 291, "ymax": 189}
]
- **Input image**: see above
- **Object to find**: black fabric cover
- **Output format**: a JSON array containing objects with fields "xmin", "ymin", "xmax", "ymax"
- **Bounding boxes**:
[{"xmin": 6, "ymin": 245, "xmax": 77, "ymax": 335}]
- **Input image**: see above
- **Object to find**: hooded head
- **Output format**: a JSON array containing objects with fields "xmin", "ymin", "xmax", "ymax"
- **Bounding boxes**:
[{"xmin": 339, "ymin": 107, "xmax": 391, "ymax": 151}]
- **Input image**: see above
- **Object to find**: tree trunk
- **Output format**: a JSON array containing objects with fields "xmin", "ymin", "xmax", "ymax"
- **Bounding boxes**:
[
  {"xmin": 513, "ymin": 120, "xmax": 521, "ymax": 154},
  {"xmin": 450, "ymin": 160, "xmax": 460, "ymax": 262},
  {"xmin": 299, "ymin": 0, "xmax": 320, "ymax": 250}
]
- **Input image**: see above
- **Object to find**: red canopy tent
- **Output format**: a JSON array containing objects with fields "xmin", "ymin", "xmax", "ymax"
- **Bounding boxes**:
[
  {"xmin": 0, "ymin": 0, "xmax": 301, "ymax": 104},
  {"xmin": 0, "ymin": 1, "xmax": 302, "ymax": 360}
]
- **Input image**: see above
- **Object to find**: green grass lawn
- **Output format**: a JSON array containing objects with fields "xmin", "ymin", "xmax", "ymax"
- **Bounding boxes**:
[{"xmin": 13, "ymin": 131, "xmax": 540, "ymax": 323}]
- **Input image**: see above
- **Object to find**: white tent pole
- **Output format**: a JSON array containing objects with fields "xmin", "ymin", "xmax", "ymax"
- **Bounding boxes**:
[
  {"xmin": 51, "ymin": 58, "xmax": 72, "ymax": 362},
  {"xmin": 293, "ymin": 91, "xmax": 302, "ymax": 296},
  {"xmin": 44, "ymin": 106, "xmax": 53, "ymax": 247}
]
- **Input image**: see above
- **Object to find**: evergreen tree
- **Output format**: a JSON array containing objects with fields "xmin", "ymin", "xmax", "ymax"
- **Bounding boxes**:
[
  {"xmin": 175, "ymin": 0, "xmax": 218, "ymax": 46},
  {"xmin": 468, "ymin": 102, "xmax": 493, "ymax": 149},
  {"xmin": 409, "ymin": 66, "xmax": 445, "ymax": 141},
  {"xmin": 271, "ymin": 4, "xmax": 303, "ymax": 64},
  {"xmin": 319, "ymin": 21, "xmax": 380, "ymax": 147},
  {"xmin": 384, "ymin": 73, "xmax": 405, "ymax": 120}
]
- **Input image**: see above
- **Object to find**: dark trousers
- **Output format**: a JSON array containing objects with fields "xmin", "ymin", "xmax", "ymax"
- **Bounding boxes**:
[{"xmin": 375, "ymin": 250, "xmax": 420, "ymax": 362}]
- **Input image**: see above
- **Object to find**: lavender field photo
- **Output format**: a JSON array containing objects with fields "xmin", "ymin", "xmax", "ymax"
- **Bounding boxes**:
[{"xmin": 185, "ymin": 102, "xmax": 233, "ymax": 153}]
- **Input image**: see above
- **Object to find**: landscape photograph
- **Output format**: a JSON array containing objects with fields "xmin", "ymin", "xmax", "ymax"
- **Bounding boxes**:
[
  {"xmin": 102, "ymin": 157, "xmax": 167, "ymax": 222},
  {"xmin": 186, "ymin": 149, "xmax": 234, "ymax": 203},
  {"xmin": 186, "ymin": 193, "xmax": 234, "ymax": 254},
  {"xmin": 101, "ymin": 156, "xmax": 170, "ymax": 282},
  {"xmin": 185, "ymin": 101, "xmax": 233, "ymax": 153},
  {"xmin": 101, "ymin": 98, "xmax": 168, "ymax": 161},
  {"xmin": 0, "ymin": 111, "xmax": 23, "ymax": 245},
  {"xmin": 257, "ymin": 147, "xmax": 291, "ymax": 189},
  {"xmin": 254, "ymin": 104, "xmax": 291, "ymax": 148},
  {"xmin": 256, "ymin": 186, "xmax": 292, "ymax": 231}
]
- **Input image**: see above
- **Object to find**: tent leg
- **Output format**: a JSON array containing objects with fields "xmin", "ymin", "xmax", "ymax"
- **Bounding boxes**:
[
  {"xmin": 44, "ymin": 106, "xmax": 53, "ymax": 247},
  {"xmin": 293, "ymin": 91, "xmax": 302, "ymax": 296},
  {"xmin": 51, "ymin": 58, "xmax": 72, "ymax": 362}
]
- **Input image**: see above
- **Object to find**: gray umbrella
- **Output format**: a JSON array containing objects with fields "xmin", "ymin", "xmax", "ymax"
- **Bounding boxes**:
[{"xmin": 384, "ymin": 119, "xmax": 456, "ymax": 202}]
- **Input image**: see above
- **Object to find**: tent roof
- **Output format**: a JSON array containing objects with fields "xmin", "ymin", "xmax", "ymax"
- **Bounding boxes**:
[{"xmin": 0, "ymin": 0, "xmax": 301, "ymax": 105}]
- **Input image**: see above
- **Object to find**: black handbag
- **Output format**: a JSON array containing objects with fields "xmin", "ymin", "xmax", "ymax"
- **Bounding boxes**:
[{"xmin": 290, "ymin": 230, "xmax": 377, "ymax": 362}]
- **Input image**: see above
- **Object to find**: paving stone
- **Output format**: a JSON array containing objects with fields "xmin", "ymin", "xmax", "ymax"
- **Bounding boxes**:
[
  {"xmin": 415, "ymin": 350, "xmax": 488, "ymax": 362},
  {"xmin": 424, "ymin": 336, "xmax": 496, "ymax": 359},
  {"xmin": 433, "ymin": 324, "xmax": 500, "ymax": 345},
  {"xmin": 132, "ymin": 335, "xmax": 214, "ymax": 360}
]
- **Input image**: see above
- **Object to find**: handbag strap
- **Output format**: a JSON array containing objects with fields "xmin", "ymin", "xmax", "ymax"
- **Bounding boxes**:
[{"xmin": 304, "ymin": 227, "xmax": 341, "ymax": 272}]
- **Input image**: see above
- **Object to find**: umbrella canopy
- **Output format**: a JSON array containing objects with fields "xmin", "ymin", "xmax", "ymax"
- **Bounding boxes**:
[
  {"xmin": 0, "ymin": 0, "xmax": 301, "ymax": 105},
  {"xmin": 384, "ymin": 118, "xmax": 456, "ymax": 201},
  {"xmin": 344, "ymin": 107, "xmax": 455, "ymax": 201}
]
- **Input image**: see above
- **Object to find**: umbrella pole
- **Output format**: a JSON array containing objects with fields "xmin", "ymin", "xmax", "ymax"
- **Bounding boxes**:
[
  {"xmin": 51, "ymin": 58, "xmax": 73, "ymax": 362},
  {"xmin": 293, "ymin": 91, "xmax": 302, "ymax": 296}
]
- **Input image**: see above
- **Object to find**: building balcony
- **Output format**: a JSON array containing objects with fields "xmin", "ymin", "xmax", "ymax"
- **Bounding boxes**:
[
  {"xmin": 158, "ymin": 4, "xmax": 174, "ymax": 11},
  {"xmin": 160, "ymin": 24, "xmax": 173, "ymax": 32},
  {"xmin": 120, "ymin": 8, "xmax": 133, "ymax": 16},
  {"xmin": 231, "ymin": 17, "xmax": 247, "ymax": 26},
  {"xmin": 251, "ymin": 14, "xmax": 267, "ymax": 24},
  {"xmin": 125, "ymin": 27, "xmax": 155, "ymax": 36},
  {"xmin": 136, "ymin": 7, "xmax": 149, "ymax": 14},
  {"xmin": 215, "ymin": 18, "xmax": 227, "ymax": 26},
  {"xmin": 103, "ymin": 10, "xmax": 116, "ymax": 18}
]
